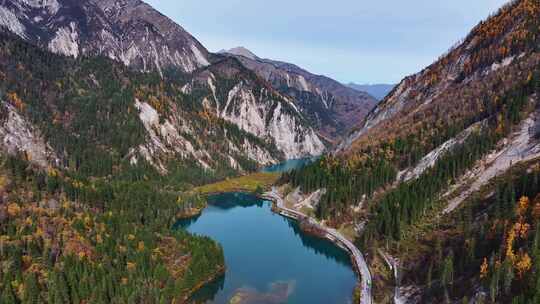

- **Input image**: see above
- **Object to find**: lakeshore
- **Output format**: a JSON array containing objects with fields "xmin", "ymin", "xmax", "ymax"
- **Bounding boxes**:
[
  {"xmin": 177, "ymin": 192, "xmax": 357, "ymax": 303},
  {"xmin": 263, "ymin": 187, "xmax": 373, "ymax": 304}
]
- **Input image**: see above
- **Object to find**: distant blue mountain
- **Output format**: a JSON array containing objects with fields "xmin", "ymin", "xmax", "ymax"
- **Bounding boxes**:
[{"xmin": 347, "ymin": 83, "xmax": 396, "ymax": 101}]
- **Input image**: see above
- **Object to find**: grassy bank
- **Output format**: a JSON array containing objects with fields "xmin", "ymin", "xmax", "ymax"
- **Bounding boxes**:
[{"xmin": 194, "ymin": 172, "xmax": 280, "ymax": 195}]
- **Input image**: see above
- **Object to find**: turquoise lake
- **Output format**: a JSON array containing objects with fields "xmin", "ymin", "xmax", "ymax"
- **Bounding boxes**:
[
  {"xmin": 176, "ymin": 193, "xmax": 357, "ymax": 304},
  {"xmin": 261, "ymin": 157, "xmax": 317, "ymax": 173}
]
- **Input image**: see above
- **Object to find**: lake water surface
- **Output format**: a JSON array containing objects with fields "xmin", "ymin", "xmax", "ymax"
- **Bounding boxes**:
[
  {"xmin": 261, "ymin": 157, "xmax": 317, "ymax": 173},
  {"xmin": 176, "ymin": 193, "xmax": 357, "ymax": 304}
]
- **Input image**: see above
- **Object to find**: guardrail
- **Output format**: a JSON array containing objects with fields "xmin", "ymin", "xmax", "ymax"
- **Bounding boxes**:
[{"xmin": 263, "ymin": 188, "xmax": 373, "ymax": 304}]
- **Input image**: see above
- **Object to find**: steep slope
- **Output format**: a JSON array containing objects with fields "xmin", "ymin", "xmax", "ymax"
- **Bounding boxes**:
[
  {"xmin": 0, "ymin": 31, "xmax": 308, "ymax": 176},
  {"xmin": 0, "ymin": 0, "xmax": 326, "ymax": 169},
  {"xmin": 347, "ymin": 83, "xmax": 395, "ymax": 101},
  {"xmin": 0, "ymin": 0, "xmax": 211, "ymax": 74},
  {"xmin": 221, "ymin": 47, "xmax": 377, "ymax": 140},
  {"xmin": 181, "ymin": 57, "xmax": 325, "ymax": 159},
  {"xmin": 340, "ymin": 0, "xmax": 539, "ymax": 154},
  {"xmin": 282, "ymin": 0, "xmax": 540, "ymax": 302}
]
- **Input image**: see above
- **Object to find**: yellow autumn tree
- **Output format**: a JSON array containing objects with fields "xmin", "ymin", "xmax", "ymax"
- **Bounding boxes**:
[
  {"xmin": 506, "ymin": 227, "xmax": 516, "ymax": 261},
  {"xmin": 480, "ymin": 257, "xmax": 489, "ymax": 279},
  {"xmin": 517, "ymin": 196, "xmax": 530, "ymax": 218},
  {"xmin": 515, "ymin": 253, "xmax": 532, "ymax": 277}
]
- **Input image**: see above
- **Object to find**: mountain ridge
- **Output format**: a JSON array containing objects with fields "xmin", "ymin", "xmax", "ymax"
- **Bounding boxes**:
[
  {"xmin": 220, "ymin": 46, "xmax": 377, "ymax": 139},
  {"xmin": 0, "ymin": 0, "xmax": 328, "ymax": 171}
]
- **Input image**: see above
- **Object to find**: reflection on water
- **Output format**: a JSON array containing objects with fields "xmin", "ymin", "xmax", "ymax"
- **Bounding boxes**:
[
  {"xmin": 176, "ymin": 193, "xmax": 356, "ymax": 304},
  {"xmin": 285, "ymin": 219, "xmax": 352, "ymax": 268},
  {"xmin": 207, "ymin": 193, "xmax": 265, "ymax": 210},
  {"xmin": 229, "ymin": 280, "xmax": 296, "ymax": 304}
]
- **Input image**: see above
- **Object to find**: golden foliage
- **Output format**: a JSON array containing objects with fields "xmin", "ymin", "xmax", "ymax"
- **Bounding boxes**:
[
  {"xmin": 126, "ymin": 262, "xmax": 136, "ymax": 271},
  {"xmin": 480, "ymin": 257, "xmax": 489, "ymax": 279},
  {"xmin": 7, "ymin": 203, "xmax": 22, "ymax": 217},
  {"xmin": 517, "ymin": 196, "xmax": 530, "ymax": 217},
  {"xmin": 505, "ymin": 226, "xmax": 516, "ymax": 261},
  {"xmin": 515, "ymin": 252, "xmax": 532, "ymax": 277}
]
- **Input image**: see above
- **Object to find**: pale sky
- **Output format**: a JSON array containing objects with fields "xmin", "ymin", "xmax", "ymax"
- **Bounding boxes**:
[{"xmin": 145, "ymin": 0, "xmax": 510, "ymax": 84}]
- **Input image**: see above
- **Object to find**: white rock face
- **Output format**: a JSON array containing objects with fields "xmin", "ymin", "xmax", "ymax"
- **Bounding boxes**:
[
  {"xmin": 134, "ymin": 99, "xmax": 210, "ymax": 171},
  {"xmin": 221, "ymin": 83, "xmax": 267, "ymax": 137},
  {"xmin": 20, "ymin": 0, "xmax": 60, "ymax": 14},
  {"xmin": 0, "ymin": 102, "xmax": 58, "ymax": 168},
  {"xmin": 241, "ymin": 140, "xmax": 277, "ymax": 165},
  {"xmin": 0, "ymin": 6, "xmax": 26, "ymax": 39},
  {"xmin": 48, "ymin": 22, "xmax": 80, "ymax": 58},
  {"xmin": 5, "ymin": 0, "xmax": 212, "ymax": 74},
  {"xmin": 489, "ymin": 55, "xmax": 515, "ymax": 73},
  {"xmin": 219, "ymin": 82, "xmax": 325, "ymax": 159},
  {"xmin": 443, "ymin": 110, "xmax": 540, "ymax": 214},
  {"xmin": 297, "ymin": 75, "xmax": 310, "ymax": 92},
  {"xmin": 267, "ymin": 103, "xmax": 325, "ymax": 159},
  {"xmin": 397, "ymin": 120, "xmax": 487, "ymax": 182},
  {"xmin": 190, "ymin": 43, "xmax": 210, "ymax": 67}
]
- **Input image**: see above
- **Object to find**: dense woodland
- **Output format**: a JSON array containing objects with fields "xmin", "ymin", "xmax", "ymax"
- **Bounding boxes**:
[
  {"xmin": 281, "ymin": 1, "xmax": 540, "ymax": 301},
  {"xmin": 0, "ymin": 154, "xmax": 225, "ymax": 304},
  {"xmin": 0, "ymin": 0, "xmax": 539, "ymax": 303},
  {"xmin": 365, "ymin": 71, "xmax": 540, "ymax": 242},
  {"xmin": 0, "ymin": 30, "xmax": 280, "ymax": 179},
  {"xmin": 402, "ymin": 159, "xmax": 540, "ymax": 303},
  {"xmin": 283, "ymin": 66, "xmax": 540, "ymax": 230},
  {"xmin": 0, "ymin": 32, "xmax": 247, "ymax": 303}
]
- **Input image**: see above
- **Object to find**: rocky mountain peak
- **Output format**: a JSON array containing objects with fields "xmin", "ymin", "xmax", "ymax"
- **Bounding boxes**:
[
  {"xmin": 1, "ymin": 0, "xmax": 211, "ymax": 74},
  {"xmin": 221, "ymin": 46, "xmax": 259, "ymax": 60}
]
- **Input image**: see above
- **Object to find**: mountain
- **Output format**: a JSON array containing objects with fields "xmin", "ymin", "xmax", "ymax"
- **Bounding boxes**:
[
  {"xmin": 219, "ymin": 46, "xmax": 258, "ymax": 60},
  {"xmin": 0, "ymin": 0, "xmax": 213, "ymax": 75},
  {"xmin": 282, "ymin": 0, "xmax": 540, "ymax": 302},
  {"xmin": 339, "ymin": 0, "xmax": 539, "ymax": 154},
  {"xmin": 221, "ymin": 47, "xmax": 378, "ymax": 141},
  {"xmin": 180, "ymin": 56, "xmax": 325, "ymax": 161},
  {"xmin": 0, "ymin": 0, "xmax": 325, "ymax": 171},
  {"xmin": 347, "ymin": 83, "xmax": 395, "ymax": 100}
]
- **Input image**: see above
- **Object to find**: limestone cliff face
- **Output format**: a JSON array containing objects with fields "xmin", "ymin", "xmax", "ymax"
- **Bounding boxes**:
[
  {"xmin": 190, "ymin": 58, "xmax": 326, "ymax": 161},
  {"xmin": 0, "ymin": 0, "xmax": 326, "ymax": 171},
  {"xmin": 221, "ymin": 48, "xmax": 378, "ymax": 140},
  {"xmin": 1, "ymin": 0, "xmax": 210, "ymax": 74},
  {"xmin": 0, "ymin": 102, "xmax": 59, "ymax": 168}
]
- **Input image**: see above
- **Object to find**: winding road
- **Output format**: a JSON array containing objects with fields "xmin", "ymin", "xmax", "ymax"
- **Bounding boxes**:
[{"xmin": 264, "ymin": 187, "xmax": 373, "ymax": 304}]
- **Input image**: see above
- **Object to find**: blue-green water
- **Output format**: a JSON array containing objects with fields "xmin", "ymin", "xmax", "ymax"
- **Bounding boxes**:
[
  {"xmin": 176, "ymin": 193, "xmax": 356, "ymax": 304},
  {"xmin": 261, "ymin": 157, "xmax": 317, "ymax": 173}
]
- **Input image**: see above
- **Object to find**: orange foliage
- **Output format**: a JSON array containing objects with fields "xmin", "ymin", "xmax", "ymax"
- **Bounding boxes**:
[
  {"xmin": 505, "ymin": 226, "xmax": 516, "ymax": 261},
  {"xmin": 515, "ymin": 252, "xmax": 532, "ymax": 277},
  {"xmin": 7, "ymin": 203, "xmax": 21, "ymax": 217}
]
